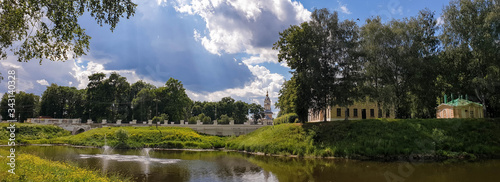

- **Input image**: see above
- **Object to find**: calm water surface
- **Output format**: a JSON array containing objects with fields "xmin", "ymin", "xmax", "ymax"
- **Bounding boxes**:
[{"xmin": 17, "ymin": 146, "xmax": 500, "ymax": 182}]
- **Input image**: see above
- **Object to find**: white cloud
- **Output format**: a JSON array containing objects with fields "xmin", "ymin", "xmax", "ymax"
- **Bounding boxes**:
[
  {"xmin": 436, "ymin": 16, "xmax": 444, "ymax": 26},
  {"xmin": 175, "ymin": 0, "xmax": 310, "ymax": 55},
  {"xmin": 186, "ymin": 59, "xmax": 284, "ymax": 116},
  {"xmin": 36, "ymin": 79, "xmax": 49, "ymax": 86},
  {"xmin": 70, "ymin": 58, "xmax": 164, "ymax": 90},
  {"xmin": 337, "ymin": 1, "xmax": 351, "ymax": 15}
]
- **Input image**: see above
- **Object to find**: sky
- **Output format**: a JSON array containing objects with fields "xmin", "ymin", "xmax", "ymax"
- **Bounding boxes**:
[{"xmin": 0, "ymin": 0, "xmax": 452, "ymax": 117}]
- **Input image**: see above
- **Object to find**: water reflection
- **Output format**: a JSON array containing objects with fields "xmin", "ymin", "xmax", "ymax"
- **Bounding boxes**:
[{"xmin": 14, "ymin": 146, "xmax": 500, "ymax": 182}]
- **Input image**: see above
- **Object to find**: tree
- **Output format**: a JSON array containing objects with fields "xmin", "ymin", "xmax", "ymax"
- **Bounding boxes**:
[
  {"xmin": 218, "ymin": 97, "xmax": 235, "ymax": 118},
  {"xmin": 105, "ymin": 72, "xmax": 130, "ymax": 121},
  {"xmin": 275, "ymin": 78, "xmax": 297, "ymax": 117},
  {"xmin": 233, "ymin": 100, "xmax": 249, "ymax": 124},
  {"xmin": 158, "ymin": 78, "xmax": 191, "ymax": 121},
  {"xmin": 274, "ymin": 9, "xmax": 362, "ymax": 122},
  {"xmin": 40, "ymin": 84, "xmax": 85, "ymax": 118},
  {"xmin": 440, "ymin": 0, "xmax": 500, "ymax": 117},
  {"xmin": 86, "ymin": 73, "xmax": 112, "ymax": 121},
  {"xmin": 0, "ymin": 0, "xmax": 137, "ymax": 63},
  {"xmin": 202, "ymin": 101, "xmax": 217, "ymax": 121},
  {"xmin": 132, "ymin": 88, "xmax": 155, "ymax": 121},
  {"xmin": 249, "ymin": 103, "xmax": 264, "ymax": 123},
  {"xmin": 1, "ymin": 91, "xmax": 39, "ymax": 122}
]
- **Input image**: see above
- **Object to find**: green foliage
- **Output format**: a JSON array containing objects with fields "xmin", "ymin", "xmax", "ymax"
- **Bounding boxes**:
[
  {"xmin": 152, "ymin": 113, "xmax": 169, "ymax": 124},
  {"xmin": 274, "ymin": 113, "xmax": 299, "ymax": 125},
  {"xmin": 188, "ymin": 113, "xmax": 212, "ymax": 124},
  {"xmin": 249, "ymin": 103, "xmax": 265, "ymax": 123},
  {"xmin": 274, "ymin": 9, "xmax": 362, "ymax": 122},
  {"xmin": 218, "ymin": 114, "xmax": 233, "ymax": 124},
  {"xmin": 275, "ymin": 78, "xmax": 297, "ymax": 117},
  {"xmin": 440, "ymin": 0, "xmax": 500, "ymax": 117},
  {"xmin": 0, "ymin": 123, "xmax": 71, "ymax": 144},
  {"xmin": 1, "ymin": 91, "xmax": 40, "ymax": 122},
  {"xmin": 114, "ymin": 128, "xmax": 129, "ymax": 146},
  {"xmin": 39, "ymin": 84, "xmax": 85, "ymax": 119},
  {"xmin": 0, "ymin": 0, "xmax": 137, "ymax": 62},
  {"xmin": 34, "ymin": 126, "xmax": 226, "ymax": 149}
]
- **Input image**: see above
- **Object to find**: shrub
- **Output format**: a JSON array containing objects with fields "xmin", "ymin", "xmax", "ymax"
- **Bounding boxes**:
[
  {"xmin": 274, "ymin": 113, "xmax": 299, "ymax": 125},
  {"xmin": 115, "ymin": 129, "xmax": 129, "ymax": 144},
  {"xmin": 219, "ymin": 114, "xmax": 232, "ymax": 124},
  {"xmin": 152, "ymin": 113, "xmax": 169, "ymax": 124}
]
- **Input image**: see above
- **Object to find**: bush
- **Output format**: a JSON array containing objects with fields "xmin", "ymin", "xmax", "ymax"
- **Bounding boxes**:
[
  {"xmin": 274, "ymin": 113, "xmax": 299, "ymax": 125},
  {"xmin": 115, "ymin": 129, "xmax": 129, "ymax": 143},
  {"xmin": 219, "ymin": 114, "xmax": 233, "ymax": 124},
  {"xmin": 152, "ymin": 113, "xmax": 169, "ymax": 124},
  {"xmin": 202, "ymin": 116, "xmax": 212, "ymax": 123},
  {"xmin": 188, "ymin": 117, "xmax": 197, "ymax": 124}
]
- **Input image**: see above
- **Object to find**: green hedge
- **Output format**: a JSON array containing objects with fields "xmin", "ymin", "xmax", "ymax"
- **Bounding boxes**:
[{"xmin": 273, "ymin": 113, "xmax": 299, "ymax": 125}]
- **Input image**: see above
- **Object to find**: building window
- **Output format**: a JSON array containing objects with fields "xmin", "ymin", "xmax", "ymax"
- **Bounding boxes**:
[
  {"xmin": 346, "ymin": 108, "xmax": 350, "ymax": 117},
  {"xmin": 353, "ymin": 109, "xmax": 358, "ymax": 117},
  {"xmin": 470, "ymin": 111, "xmax": 474, "ymax": 118},
  {"xmin": 337, "ymin": 108, "xmax": 341, "ymax": 117},
  {"xmin": 378, "ymin": 109, "xmax": 382, "ymax": 118},
  {"xmin": 465, "ymin": 110, "xmax": 468, "ymax": 118},
  {"xmin": 386, "ymin": 110, "xmax": 390, "ymax": 118},
  {"xmin": 370, "ymin": 109, "xmax": 375, "ymax": 117}
]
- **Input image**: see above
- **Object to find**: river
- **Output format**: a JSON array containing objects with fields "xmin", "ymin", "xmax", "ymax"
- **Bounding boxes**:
[{"xmin": 15, "ymin": 146, "xmax": 500, "ymax": 182}]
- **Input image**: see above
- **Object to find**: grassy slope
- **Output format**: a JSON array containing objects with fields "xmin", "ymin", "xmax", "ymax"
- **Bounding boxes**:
[
  {"xmin": 35, "ymin": 126, "xmax": 226, "ymax": 149},
  {"xmin": 227, "ymin": 118, "xmax": 500, "ymax": 159},
  {"xmin": 226, "ymin": 123, "xmax": 315, "ymax": 156},
  {"xmin": 0, "ymin": 148, "xmax": 129, "ymax": 181},
  {"xmin": 0, "ymin": 123, "xmax": 71, "ymax": 145}
]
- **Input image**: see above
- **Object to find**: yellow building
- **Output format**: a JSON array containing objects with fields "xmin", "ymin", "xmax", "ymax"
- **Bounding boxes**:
[
  {"xmin": 308, "ymin": 100, "xmax": 395, "ymax": 122},
  {"xmin": 436, "ymin": 97, "xmax": 483, "ymax": 119}
]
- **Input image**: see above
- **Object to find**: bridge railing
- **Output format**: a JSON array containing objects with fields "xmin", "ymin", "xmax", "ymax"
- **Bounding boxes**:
[
  {"xmin": 28, "ymin": 118, "xmax": 274, "ymax": 126},
  {"xmin": 27, "ymin": 118, "xmax": 81, "ymax": 124}
]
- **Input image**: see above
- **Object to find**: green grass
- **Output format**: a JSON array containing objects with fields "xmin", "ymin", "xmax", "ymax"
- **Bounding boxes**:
[
  {"xmin": 30, "ymin": 126, "xmax": 226, "ymax": 149},
  {"xmin": 0, "ymin": 123, "xmax": 71, "ymax": 145},
  {"xmin": 227, "ymin": 118, "xmax": 500, "ymax": 159},
  {"xmin": 226, "ymin": 123, "xmax": 315, "ymax": 156},
  {"xmin": 0, "ymin": 148, "xmax": 130, "ymax": 181}
]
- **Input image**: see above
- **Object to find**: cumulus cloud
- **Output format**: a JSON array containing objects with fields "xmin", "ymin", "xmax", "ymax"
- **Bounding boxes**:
[
  {"xmin": 36, "ymin": 79, "xmax": 49, "ymax": 86},
  {"xmin": 173, "ymin": 0, "xmax": 307, "ymax": 114},
  {"xmin": 174, "ymin": 0, "xmax": 310, "ymax": 56},
  {"xmin": 186, "ymin": 61, "xmax": 284, "ymax": 115}
]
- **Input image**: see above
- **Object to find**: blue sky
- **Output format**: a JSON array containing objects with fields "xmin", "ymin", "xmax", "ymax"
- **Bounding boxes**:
[{"xmin": 0, "ymin": 0, "xmax": 451, "ymax": 116}]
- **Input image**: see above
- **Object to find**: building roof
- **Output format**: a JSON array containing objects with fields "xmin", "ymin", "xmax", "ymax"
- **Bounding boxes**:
[{"xmin": 444, "ymin": 98, "xmax": 483, "ymax": 107}]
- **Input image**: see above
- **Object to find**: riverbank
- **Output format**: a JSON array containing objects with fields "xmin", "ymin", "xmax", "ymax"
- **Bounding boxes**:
[
  {"xmin": 24, "ymin": 126, "xmax": 226, "ymax": 149},
  {"xmin": 0, "ymin": 123, "xmax": 71, "ymax": 145},
  {"xmin": 4, "ymin": 118, "xmax": 500, "ymax": 161},
  {"xmin": 0, "ymin": 148, "xmax": 130, "ymax": 181},
  {"xmin": 226, "ymin": 118, "xmax": 500, "ymax": 160}
]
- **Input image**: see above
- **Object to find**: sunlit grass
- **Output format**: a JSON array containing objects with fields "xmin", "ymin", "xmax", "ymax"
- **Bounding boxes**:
[
  {"xmin": 29, "ymin": 126, "xmax": 226, "ymax": 149},
  {"xmin": 0, "ymin": 148, "xmax": 130, "ymax": 181},
  {"xmin": 227, "ymin": 118, "xmax": 500, "ymax": 159},
  {"xmin": 0, "ymin": 123, "xmax": 71, "ymax": 145}
]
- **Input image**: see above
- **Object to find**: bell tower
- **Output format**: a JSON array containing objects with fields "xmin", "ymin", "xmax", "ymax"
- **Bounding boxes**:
[{"xmin": 264, "ymin": 91, "xmax": 273, "ymax": 120}]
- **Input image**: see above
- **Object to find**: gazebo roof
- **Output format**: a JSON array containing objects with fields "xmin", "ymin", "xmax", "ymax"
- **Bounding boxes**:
[{"xmin": 444, "ymin": 98, "xmax": 483, "ymax": 107}]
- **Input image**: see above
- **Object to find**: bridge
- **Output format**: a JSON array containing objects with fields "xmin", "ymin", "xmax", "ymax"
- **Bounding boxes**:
[{"xmin": 27, "ymin": 118, "xmax": 272, "ymax": 136}]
